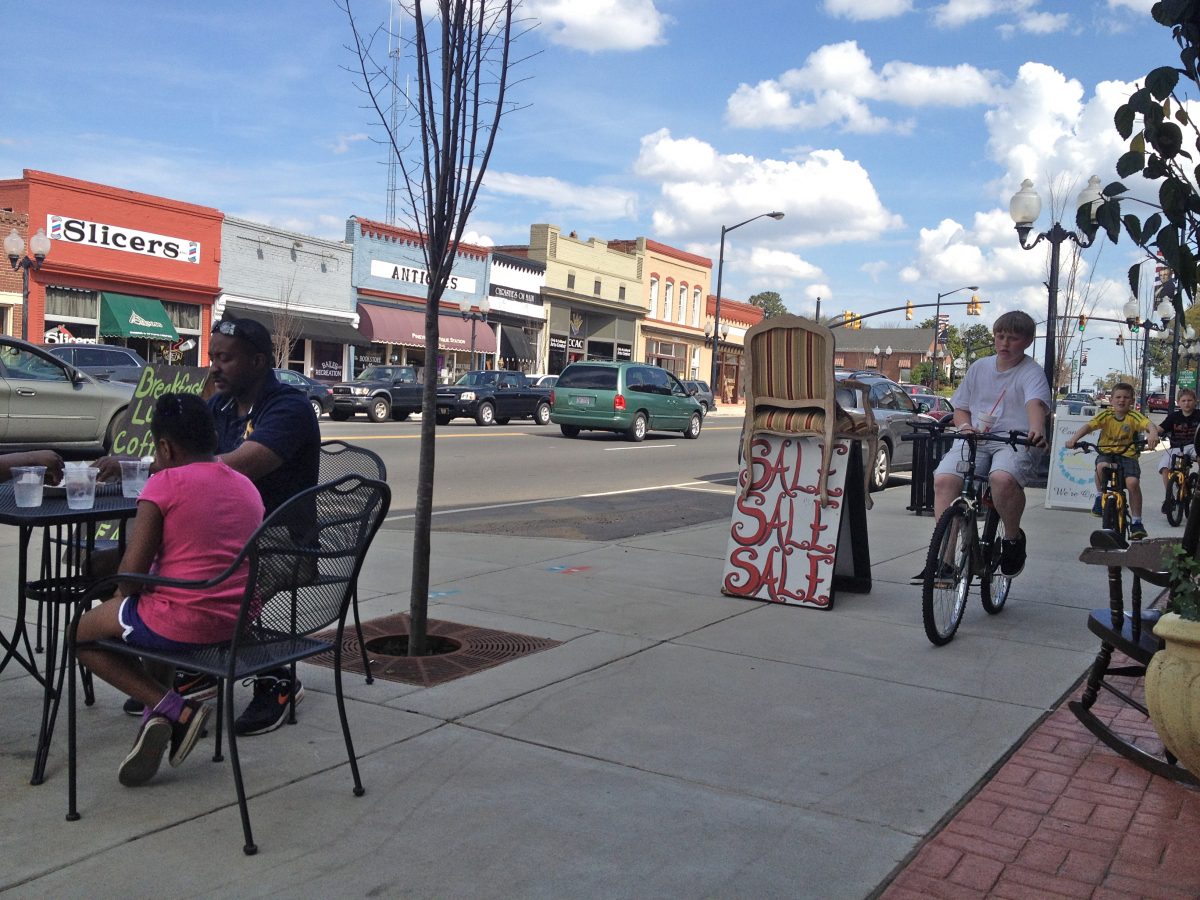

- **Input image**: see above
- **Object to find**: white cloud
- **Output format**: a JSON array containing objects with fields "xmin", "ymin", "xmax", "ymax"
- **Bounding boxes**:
[
  {"xmin": 748, "ymin": 247, "xmax": 823, "ymax": 281},
  {"xmin": 634, "ymin": 129, "xmax": 903, "ymax": 253},
  {"xmin": 526, "ymin": 0, "xmax": 670, "ymax": 52},
  {"xmin": 805, "ymin": 284, "xmax": 832, "ymax": 302},
  {"xmin": 823, "ymin": 0, "xmax": 913, "ymax": 21},
  {"xmin": 726, "ymin": 41, "xmax": 1000, "ymax": 133},
  {"xmin": 332, "ymin": 133, "xmax": 368, "ymax": 154},
  {"xmin": 484, "ymin": 170, "xmax": 638, "ymax": 220},
  {"xmin": 931, "ymin": 0, "xmax": 1007, "ymax": 29}
]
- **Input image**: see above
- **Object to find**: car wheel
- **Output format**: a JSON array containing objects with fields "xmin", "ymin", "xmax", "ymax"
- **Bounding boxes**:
[
  {"xmin": 329, "ymin": 409, "xmax": 351, "ymax": 421},
  {"xmin": 391, "ymin": 409, "xmax": 411, "ymax": 422},
  {"xmin": 368, "ymin": 397, "xmax": 391, "ymax": 422},
  {"xmin": 626, "ymin": 412, "xmax": 647, "ymax": 443},
  {"xmin": 534, "ymin": 401, "xmax": 551, "ymax": 426},
  {"xmin": 683, "ymin": 412, "xmax": 702, "ymax": 439},
  {"xmin": 310, "ymin": 399, "xmax": 323, "ymax": 418},
  {"xmin": 475, "ymin": 402, "xmax": 496, "ymax": 426},
  {"xmin": 560, "ymin": 424, "xmax": 580, "ymax": 438},
  {"xmin": 435, "ymin": 414, "xmax": 452, "ymax": 426},
  {"xmin": 869, "ymin": 442, "xmax": 891, "ymax": 492}
]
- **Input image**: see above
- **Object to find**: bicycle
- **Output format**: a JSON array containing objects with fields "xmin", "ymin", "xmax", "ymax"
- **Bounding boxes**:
[
  {"xmin": 1072, "ymin": 440, "xmax": 1145, "ymax": 540},
  {"xmin": 1163, "ymin": 449, "xmax": 1197, "ymax": 527},
  {"xmin": 919, "ymin": 427, "xmax": 1037, "ymax": 646}
]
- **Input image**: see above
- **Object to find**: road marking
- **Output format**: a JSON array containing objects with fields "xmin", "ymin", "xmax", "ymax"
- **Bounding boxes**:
[
  {"xmin": 383, "ymin": 477, "xmax": 740, "ymax": 521},
  {"xmin": 604, "ymin": 444, "xmax": 676, "ymax": 451},
  {"xmin": 320, "ymin": 431, "xmax": 530, "ymax": 441}
]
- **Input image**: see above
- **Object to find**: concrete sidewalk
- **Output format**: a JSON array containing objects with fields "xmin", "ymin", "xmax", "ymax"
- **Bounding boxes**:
[{"xmin": 0, "ymin": 452, "xmax": 1193, "ymax": 898}]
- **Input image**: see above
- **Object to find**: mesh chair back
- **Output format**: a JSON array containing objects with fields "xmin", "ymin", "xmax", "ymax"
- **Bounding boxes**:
[
  {"xmin": 237, "ymin": 474, "xmax": 390, "ymax": 648},
  {"xmin": 319, "ymin": 440, "xmax": 387, "ymax": 482}
]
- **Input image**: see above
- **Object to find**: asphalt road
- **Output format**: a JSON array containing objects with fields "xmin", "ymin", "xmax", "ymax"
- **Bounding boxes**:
[{"xmin": 318, "ymin": 414, "xmax": 745, "ymax": 539}]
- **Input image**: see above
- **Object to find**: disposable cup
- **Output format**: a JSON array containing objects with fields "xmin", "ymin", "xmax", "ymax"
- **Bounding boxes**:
[
  {"xmin": 64, "ymin": 466, "xmax": 99, "ymax": 510},
  {"xmin": 977, "ymin": 412, "xmax": 997, "ymax": 433},
  {"xmin": 11, "ymin": 466, "xmax": 46, "ymax": 508},
  {"xmin": 120, "ymin": 459, "xmax": 151, "ymax": 498}
]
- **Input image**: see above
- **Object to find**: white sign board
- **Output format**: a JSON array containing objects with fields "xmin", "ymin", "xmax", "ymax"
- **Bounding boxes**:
[{"xmin": 1045, "ymin": 411, "xmax": 1099, "ymax": 510}]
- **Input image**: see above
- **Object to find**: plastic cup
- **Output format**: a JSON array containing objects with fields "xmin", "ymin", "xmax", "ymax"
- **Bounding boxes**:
[
  {"xmin": 976, "ymin": 412, "xmax": 997, "ymax": 433},
  {"xmin": 64, "ymin": 465, "xmax": 99, "ymax": 510},
  {"xmin": 119, "ymin": 458, "xmax": 151, "ymax": 498},
  {"xmin": 11, "ymin": 466, "xmax": 46, "ymax": 508}
]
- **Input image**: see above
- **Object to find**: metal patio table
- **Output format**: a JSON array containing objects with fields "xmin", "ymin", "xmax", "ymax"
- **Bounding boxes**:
[{"xmin": 0, "ymin": 480, "xmax": 137, "ymax": 784}]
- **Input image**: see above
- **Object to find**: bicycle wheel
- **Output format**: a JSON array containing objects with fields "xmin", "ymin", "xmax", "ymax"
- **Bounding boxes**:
[
  {"xmin": 1167, "ymin": 477, "xmax": 1185, "ymax": 527},
  {"xmin": 978, "ymin": 507, "xmax": 1010, "ymax": 614},
  {"xmin": 922, "ymin": 504, "xmax": 973, "ymax": 645}
]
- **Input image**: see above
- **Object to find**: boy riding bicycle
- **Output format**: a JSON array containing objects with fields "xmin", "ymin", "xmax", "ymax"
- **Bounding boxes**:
[
  {"xmin": 1065, "ymin": 382, "xmax": 1161, "ymax": 539},
  {"xmin": 927, "ymin": 311, "xmax": 1050, "ymax": 579},
  {"xmin": 1156, "ymin": 387, "xmax": 1199, "ymax": 513}
]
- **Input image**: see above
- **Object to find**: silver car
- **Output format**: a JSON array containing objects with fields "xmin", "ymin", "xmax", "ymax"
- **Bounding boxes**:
[{"xmin": 0, "ymin": 337, "xmax": 134, "ymax": 451}]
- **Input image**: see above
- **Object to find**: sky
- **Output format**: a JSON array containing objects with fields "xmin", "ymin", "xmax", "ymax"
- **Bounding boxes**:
[{"xmin": 0, "ymin": 0, "xmax": 1177, "ymax": 384}]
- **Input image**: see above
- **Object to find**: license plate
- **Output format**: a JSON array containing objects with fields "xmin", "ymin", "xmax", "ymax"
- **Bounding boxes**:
[
  {"xmin": 437, "ymin": 406, "xmax": 451, "ymax": 416},
  {"xmin": 572, "ymin": 396, "xmax": 594, "ymax": 407}
]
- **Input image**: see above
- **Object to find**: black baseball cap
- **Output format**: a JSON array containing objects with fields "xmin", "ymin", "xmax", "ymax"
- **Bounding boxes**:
[{"xmin": 212, "ymin": 317, "xmax": 273, "ymax": 358}]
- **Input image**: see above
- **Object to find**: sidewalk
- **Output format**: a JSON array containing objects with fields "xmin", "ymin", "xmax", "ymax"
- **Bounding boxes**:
[{"xmin": 0, "ymin": 456, "xmax": 1194, "ymax": 897}]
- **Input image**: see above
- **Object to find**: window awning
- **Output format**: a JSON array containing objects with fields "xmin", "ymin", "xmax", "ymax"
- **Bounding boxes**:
[
  {"xmin": 500, "ymin": 326, "xmax": 536, "ymax": 364},
  {"xmin": 99, "ymin": 293, "xmax": 179, "ymax": 341},
  {"xmin": 358, "ymin": 303, "xmax": 497, "ymax": 354},
  {"xmin": 225, "ymin": 306, "xmax": 370, "ymax": 347}
]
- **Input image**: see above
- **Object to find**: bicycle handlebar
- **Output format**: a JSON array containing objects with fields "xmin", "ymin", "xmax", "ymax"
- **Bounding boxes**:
[
  {"xmin": 947, "ymin": 429, "xmax": 1039, "ymax": 450},
  {"xmin": 1073, "ymin": 439, "xmax": 1146, "ymax": 455}
]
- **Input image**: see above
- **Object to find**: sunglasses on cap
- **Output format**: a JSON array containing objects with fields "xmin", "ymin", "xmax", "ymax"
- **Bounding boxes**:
[{"xmin": 211, "ymin": 319, "xmax": 272, "ymax": 355}]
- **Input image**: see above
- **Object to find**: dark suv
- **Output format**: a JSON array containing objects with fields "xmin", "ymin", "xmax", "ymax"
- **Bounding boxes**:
[
  {"xmin": 42, "ymin": 343, "xmax": 147, "ymax": 384},
  {"xmin": 834, "ymin": 371, "xmax": 922, "ymax": 491}
]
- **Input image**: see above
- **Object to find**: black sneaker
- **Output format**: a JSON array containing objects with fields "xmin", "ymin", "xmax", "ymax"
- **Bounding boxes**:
[
  {"xmin": 169, "ymin": 700, "xmax": 211, "ymax": 767},
  {"xmin": 999, "ymin": 530, "xmax": 1026, "ymax": 578},
  {"xmin": 1129, "ymin": 521, "xmax": 1148, "ymax": 540},
  {"xmin": 1091, "ymin": 496, "xmax": 1102, "ymax": 517},
  {"xmin": 912, "ymin": 561, "xmax": 955, "ymax": 585},
  {"xmin": 173, "ymin": 670, "xmax": 219, "ymax": 701},
  {"xmin": 122, "ymin": 696, "xmax": 144, "ymax": 717},
  {"xmin": 234, "ymin": 674, "xmax": 304, "ymax": 736},
  {"xmin": 118, "ymin": 715, "xmax": 171, "ymax": 787}
]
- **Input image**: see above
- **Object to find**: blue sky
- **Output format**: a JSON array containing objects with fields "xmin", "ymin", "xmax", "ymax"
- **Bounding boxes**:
[{"xmin": 0, "ymin": 0, "xmax": 1173, "ymax": 383}]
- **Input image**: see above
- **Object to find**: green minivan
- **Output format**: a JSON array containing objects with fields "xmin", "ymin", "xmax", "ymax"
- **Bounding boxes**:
[{"xmin": 549, "ymin": 361, "xmax": 704, "ymax": 442}]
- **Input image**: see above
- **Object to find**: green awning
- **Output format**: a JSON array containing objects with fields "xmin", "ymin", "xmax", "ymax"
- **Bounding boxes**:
[{"xmin": 99, "ymin": 293, "xmax": 179, "ymax": 341}]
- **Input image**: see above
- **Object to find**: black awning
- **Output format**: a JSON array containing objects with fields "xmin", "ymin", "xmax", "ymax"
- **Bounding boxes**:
[
  {"xmin": 226, "ymin": 306, "xmax": 370, "ymax": 347},
  {"xmin": 500, "ymin": 326, "xmax": 535, "ymax": 364}
]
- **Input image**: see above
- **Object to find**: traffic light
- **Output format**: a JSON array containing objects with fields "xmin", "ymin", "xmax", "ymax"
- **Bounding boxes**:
[
  {"xmin": 967, "ymin": 294, "xmax": 982, "ymax": 315},
  {"xmin": 1082, "ymin": 351, "xmax": 1089, "ymax": 366},
  {"xmin": 1116, "ymin": 333, "xmax": 1125, "ymax": 347},
  {"xmin": 1078, "ymin": 314, "xmax": 1087, "ymax": 332},
  {"xmin": 905, "ymin": 300, "xmax": 914, "ymax": 320},
  {"xmin": 844, "ymin": 310, "xmax": 853, "ymax": 328}
]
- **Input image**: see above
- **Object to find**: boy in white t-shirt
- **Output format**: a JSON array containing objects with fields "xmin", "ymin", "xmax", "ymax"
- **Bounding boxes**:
[{"xmin": 924, "ymin": 311, "xmax": 1051, "ymax": 579}]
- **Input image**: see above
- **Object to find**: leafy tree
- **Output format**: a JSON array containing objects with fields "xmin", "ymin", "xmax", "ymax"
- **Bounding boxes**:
[
  {"xmin": 748, "ymin": 290, "xmax": 788, "ymax": 319},
  {"xmin": 344, "ymin": 0, "xmax": 518, "ymax": 654}
]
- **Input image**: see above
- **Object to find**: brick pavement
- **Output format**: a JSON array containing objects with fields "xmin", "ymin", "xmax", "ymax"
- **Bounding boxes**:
[{"xmin": 881, "ymin": 673, "xmax": 1200, "ymax": 899}]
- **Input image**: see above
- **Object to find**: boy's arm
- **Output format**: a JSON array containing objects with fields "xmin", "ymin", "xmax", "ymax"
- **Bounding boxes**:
[
  {"xmin": 1025, "ymin": 399, "xmax": 1048, "ymax": 447},
  {"xmin": 1065, "ymin": 422, "xmax": 1094, "ymax": 449},
  {"xmin": 952, "ymin": 407, "xmax": 973, "ymax": 431}
]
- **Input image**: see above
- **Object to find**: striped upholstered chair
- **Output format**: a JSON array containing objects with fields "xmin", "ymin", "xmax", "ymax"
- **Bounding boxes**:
[{"xmin": 739, "ymin": 315, "xmax": 877, "ymax": 507}]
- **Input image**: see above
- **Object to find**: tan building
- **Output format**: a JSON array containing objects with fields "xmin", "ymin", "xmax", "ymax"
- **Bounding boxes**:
[
  {"xmin": 831, "ymin": 327, "xmax": 936, "ymax": 383},
  {"xmin": 496, "ymin": 224, "xmax": 643, "ymax": 374},
  {"xmin": 607, "ymin": 237, "xmax": 712, "ymax": 381},
  {"xmin": 707, "ymin": 295, "xmax": 764, "ymax": 404}
]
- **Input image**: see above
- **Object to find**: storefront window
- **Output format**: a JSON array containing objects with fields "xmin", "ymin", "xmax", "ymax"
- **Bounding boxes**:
[
  {"xmin": 46, "ymin": 287, "xmax": 98, "ymax": 320},
  {"xmin": 587, "ymin": 340, "xmax": 614, "ymax": 361}
]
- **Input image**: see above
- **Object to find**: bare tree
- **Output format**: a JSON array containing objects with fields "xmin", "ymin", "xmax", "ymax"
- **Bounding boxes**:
[
  {"xmin": 344, "ymin": 0, "xmax": 522, "ymax": 654},
  {"xmin": 270, "ymin": 275, "xmax": 305, "ymax": 369}
]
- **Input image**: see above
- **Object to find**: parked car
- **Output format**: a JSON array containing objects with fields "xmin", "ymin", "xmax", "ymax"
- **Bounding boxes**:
[
  {"xmin": 0, "ymin": 337, "xmax": 134, "ymax": 451},
  {"xmin": 1062, "ymin": 391, "xmax": 1098, "ymax": 416},
  {"xmin": 682, "ymin": 379, "xmax": 715, "ymax": 412},
  {"xmin": 911, "ymin": 393, "xmax": 954, "ymax": 423},
  {"xmin": 274, "ymin": 368, "xmax": 334, "ymax": 417},
  {"xmin": 1148, "ymin": 392, "xmax": 1170, "ymax": 412},
  {"xmin": 41, "ymin": 342, "xmax": 147, "ymax": 384},
  {"xmin": 834, "ymin": 371, "xmax": 923, "ymax": 491},
  {"xmin": 550, "ymin": 361, "xmax": 704, "ymax": 442},
  {"xmin": 531, "ymin": 374, "xmax": 558, "ymax": 389},
  {"xmin": 329, "ymin": 365, "xmax": 423, "ymax": 422},
  {"xmin": 435, "ymin": 370, "xmax": 551, "ymax": 426},
  {"xmin": 897, "ymin": 383, "xmax": 927, "ymax": 397}
]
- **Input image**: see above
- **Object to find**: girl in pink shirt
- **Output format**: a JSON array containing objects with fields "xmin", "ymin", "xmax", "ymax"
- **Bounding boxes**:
[{"xmin": 76, "ymin": 393, "xmax": 264, "ymax": 787}]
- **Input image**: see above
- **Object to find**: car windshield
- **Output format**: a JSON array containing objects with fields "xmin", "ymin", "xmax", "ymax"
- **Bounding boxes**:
[
  {"xmin": 357, "ymin": 366, "xmax": 406, "ymax": 381},
  {"xmin": 455, "ymin": 371, "xmax": 500, "ymax": 386}
]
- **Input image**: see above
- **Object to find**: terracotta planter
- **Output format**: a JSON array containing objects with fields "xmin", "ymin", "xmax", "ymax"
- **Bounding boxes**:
[{"xmin": 1146, "ymin": 612, "xmax": 1200, "ymax": 775}]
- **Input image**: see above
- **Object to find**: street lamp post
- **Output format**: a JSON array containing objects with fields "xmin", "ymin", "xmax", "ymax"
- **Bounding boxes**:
[
  {"xmin": 1009, "ymin": 176, "xmax": 1103, "ymax": 394},
  {"xmin": 4, "ymin": 228, "xmax": 51, "ymax": 342},
  {"xmin": 710, "ymin": 211, "xmax": 784, "ymax": 408},
  {"xmin": 872, "ymin": 343, "xmax": 893, "ymax": 378},
  {"xmin": 1123, "ymin": 294, "xmax": 1174, "ymax": 409},
  {"xmin": 932, "ymin": 285, "xmax": 978, "ymax": 393},
  {"xmin": 458, "ymin": 296, "xmax": 490, "ymax": 371}
]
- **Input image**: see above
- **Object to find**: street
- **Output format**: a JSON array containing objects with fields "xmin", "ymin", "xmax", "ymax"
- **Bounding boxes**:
[{"xmin": 318, "ymin": 414, "xmax": 747, "ymax": 539}]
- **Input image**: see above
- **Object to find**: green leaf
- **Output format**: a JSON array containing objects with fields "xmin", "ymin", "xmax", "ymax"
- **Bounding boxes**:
[
  {"xmin": 1158, "ymin": 223, "xmax": 1182, "ymax": 260},
  {"xmin": 1177, "ymin": 108, "xmax": 1190, "ymax": 126},
  {"xmin": 1122, "ymin": 214, "xmax": 1143, "ymax": 244},
  {"xmin": 1146, "ymin": 66, "xmax": 1181, "ymax": 99},
  {"xmin": 1160, "ymin": 178, "xmax": 1189, "ymax": 225},
  {"xmin": 1097, "ymin": 198, "xmax": 1122, "ymax": 243},
  {"xmin": 1115, "ymin": 103, "xmax": 1136, "ymax": 139},
  {"xmin": 1178, "ymin": 244, "xmax": 1198, "ymax": 304},
  {"xmin": 1117, "ymin": 151, "xmax": 1146, "ymax": 176},
  {"xmin": 1145, "ymin": 212, "xmax": 1163, "ymax": 236},
  {"xmin": 1154, "ymin": 121, "xmax": 1185, "ymax": 158},
  {"xmin": 1128, "ymin": 263, "xmax": 1142, "ymax": 297}
]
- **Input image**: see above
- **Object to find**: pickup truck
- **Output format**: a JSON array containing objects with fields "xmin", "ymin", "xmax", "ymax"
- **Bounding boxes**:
[
  {"xmin": 329, "ymin": 365, "xmax": 424, "ymax": 422},
  {"xmin": 435, "ymin": 370, "xmax": 552, "ymax": 426}
]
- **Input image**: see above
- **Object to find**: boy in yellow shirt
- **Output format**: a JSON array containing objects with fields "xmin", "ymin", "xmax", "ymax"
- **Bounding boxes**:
[{"xmin": 1065, "ymin": 382, "xmax": 1161, "ymax": 539}]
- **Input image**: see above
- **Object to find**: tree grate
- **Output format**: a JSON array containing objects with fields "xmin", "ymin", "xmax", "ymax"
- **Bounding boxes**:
[{"xmin": 307, "ymin": 613, "xmax": 561, "ymax": 687}]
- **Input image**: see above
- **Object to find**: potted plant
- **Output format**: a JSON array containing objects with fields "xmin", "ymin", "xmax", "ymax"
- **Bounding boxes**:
[{"xmin": 1145, "ymin": 546, "xmax": 1200, "ymax": 774}]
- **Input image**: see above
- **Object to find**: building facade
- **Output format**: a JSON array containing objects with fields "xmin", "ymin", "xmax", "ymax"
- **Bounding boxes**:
[
  {"xmin": 607, "ymin": 237, "xmax": 712, "ymax": 381},
  {"xmin": 831, "ymin": 327, "xmax": 935, "ymax": 383},
  {"xmin": 215, "ymin": 216, "xmax": 363, "ymax": 382},
  {"xmin": 348, "ymin": 217, "xmax": 494, "ymax": 379},
  {"xmin": 0, "ymin": 169, "xmax": 222, "ymax": 366},
  {"xmin": 488, "ymin": 251, "xmax": 546, "ymax": 373},
  {"xmin": 499, "ymin": 225, "xmax": 643, "ymax": 375},
  {"xmin": 0, "ymin": 208, "xmax": 28, "ymax": 336},
  {"xmin": 706, "ymin": 295, "xmax": 764, "ymax": 404}
]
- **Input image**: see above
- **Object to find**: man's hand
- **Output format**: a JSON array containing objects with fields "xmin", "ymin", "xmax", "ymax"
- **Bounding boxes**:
[
  {"xmin": 91, "ymin": 455, "xmax": 125, "ymax": 483},
  {"xmin": 1027, "ymin": 428, "xmax": 1047, "ymax": 448},
  {"xmin": 15, "ymin": 450, "xmax": 64, "ymax": 484}
]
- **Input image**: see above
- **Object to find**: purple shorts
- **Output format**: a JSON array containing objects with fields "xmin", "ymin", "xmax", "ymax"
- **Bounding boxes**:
[{"xmin": 117, "ymin": 595, "xmax": 214, "ymax": 652}]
